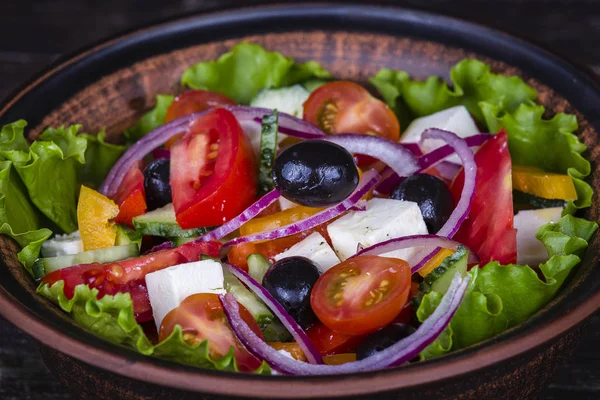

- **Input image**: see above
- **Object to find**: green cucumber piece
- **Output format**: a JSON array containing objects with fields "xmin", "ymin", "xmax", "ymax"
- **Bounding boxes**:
[
  {"xmin": 115, "ymin": 224, "xmax": 143, "ymax": 248},
  {"xmin": 418, "ymin": 246, "xmax": 469, "ymax": 296},
  {"xmin": 250, "ymin": 85, "xmax": 310, "ymax": 118},
  {"xmin": 223, "ymin": 269, "xmax": 274, "ymax": 327},
  {"xmin": 258, "ymin": 110, "xmax": 278, "ymax": 195},
  {"xmin": 261, "ymin": 320, "xmax": 293, "ymax": 342},
  {"xmin": 171, "ymin": 236, "xmax": 198, "ymax": 247},
  {"xmin": 513, "ymin": 190, "xmax": 566, "ymax": 210},
  {"xmin": 132, "ymin": 203, "xmax": 213, "ymax": 237},
  {"xmin": 32, "ymin": 243, "xmax": 139, "ymax": 279},
  {"xmin": 247, "ymin": 253, "xmax": 271, "ymax": 284}
]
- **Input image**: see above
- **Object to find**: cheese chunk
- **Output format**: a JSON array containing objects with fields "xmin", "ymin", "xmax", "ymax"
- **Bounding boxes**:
[
  {"xmin": 274, "ymin": 232, "xmax": 341, "ymax": 272},
  {"xmin": 278, "ymin": 196, "xmax": 298, "ymax": 211},
  {"xmin": 514, "ymin": 207, "xmax": 563, "ymax": 266},
  {"xmin": 327, "ymin": 198, "xmax": 428, "ymax": 261},
  {"xmin": 146, "ymin": 259, "xmax": 226, "ymax": 329},
  {"xmin": 401, "ymin": 105, "xmax": 479, "ymax": 163},
  {"xmin": 41, "ymin": 230, "xmax": 83, "ymax": 257}
]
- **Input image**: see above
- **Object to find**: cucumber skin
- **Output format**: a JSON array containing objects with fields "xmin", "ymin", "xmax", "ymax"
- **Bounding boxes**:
[
  {"xmin": 32, "ymin": 243, "xmax": 139, "ymax": 279},
  {"xmin": 513, "ymin": 190, "xmax": 566, "ymax": 210},
  {"xmin": 247, "ymin": 253, "xmax": 271, "ymax": 284},
  {"xmin": 223, "ymin": 270, "xmax": 274, "ymax": 327},
  {"xmin": 132, "ymin": 204, "xmax": 214, "ymax": 238}
]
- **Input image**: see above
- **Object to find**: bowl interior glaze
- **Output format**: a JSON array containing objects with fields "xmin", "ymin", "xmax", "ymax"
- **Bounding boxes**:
[{"xmin": 1, "ymin": 4, "xmax": 599, "ymax": 399}]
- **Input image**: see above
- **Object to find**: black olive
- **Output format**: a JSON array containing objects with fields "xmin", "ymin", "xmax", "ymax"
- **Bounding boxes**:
[
  {"xmin": 273, "ymin": 140, "xmax": 359, "ymax": 207},
  {"xmin": 390, "ymin": 174, "xmax": 454, "ymax": 233},
  {"xmin": 262, "ymin": 256, "xmax": 321, "ymax": 329},
  {"xmin": 356, "ymin": 323, "xmax": 417, "ymax": 360},
  {"xmin": 143, "ymin": 158, "xmax": 172, "ymax": 211}
]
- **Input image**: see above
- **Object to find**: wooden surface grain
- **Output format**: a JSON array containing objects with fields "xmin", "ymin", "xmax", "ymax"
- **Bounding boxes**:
[{"xmin": 0, "ymin": 1, "xmax": 599, "ymax": 399}]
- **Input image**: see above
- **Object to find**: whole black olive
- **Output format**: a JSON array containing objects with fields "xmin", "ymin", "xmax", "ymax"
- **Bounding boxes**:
[
  {"xmin": 390, "ymin": 174, "xmax": 454, "ymax": 232},
  {"xmin": 143, "ymin": 158, "xmax": 172, "ymax": 211},
  {"xmin": 273, "ymin": 140, "xmax": 359, "ymax": 207},
  {"xmin": 356, "ymin": 323, "xmax": 417, "ymax": 360},
  {"xmin": 262, "ymin": 256, "xmax": 321, "ymax": 329}
]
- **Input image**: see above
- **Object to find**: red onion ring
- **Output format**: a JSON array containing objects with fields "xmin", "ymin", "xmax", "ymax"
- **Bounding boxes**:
[
  {"xmin": 224, "ymin": 263, "xmax": 323, "ymax": 365},
  {"xmin": 323, "ymin": 135, "xmax": 420, "ymax": 178},
  {"xmin": 220, "ymin": 272, "xmax": 470, "ymax": 375},
  {"xmin": 435, "ymin": 161, "xmax": 462, "ymax": 181},
  {"xmin": 351, "ymin": 234, "xmax": 478, "ymax": 273},
  {"xmin": 223, "ymin": 169, "xmax": 381, "ymax": 246},
  {"xmin": 100, "ymin": 106, "xmax": 326, "ymax": 198},
  {"xmin": 196, "ymin": 189, "xmax": 281, "ymax": 242}
]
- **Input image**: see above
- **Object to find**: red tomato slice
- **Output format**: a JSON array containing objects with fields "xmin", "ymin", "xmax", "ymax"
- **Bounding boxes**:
[
  {"xmin": 163, "ymin": 90, "xmax": 237, "ymax": 148},
  {"xmin": 306, "ymin": 322, "xmax": 364, "ymax": 356},
  {"xmin": 113, "ymin": 161, "xmax": 147, "ymax": 226},
  {"xmin": 450, "ymin": 130, "xmax": 517, "ymax": 265},
  {"xmin": 303, "ymin": 81, "xmax": 400, "ymax": 141},
  {"xmin": 310, "ymin": 255, "xmax": 411, "ymax": 336},
  {"xmin": 165, "ymin": 90, "xmax": 236, "ymax": 123},
  {"xmin": 170, "ymin": 108, "xmax": 258, "ymax": 229},
  {"xmin": 159, "ymin": 293, "xmax": 263, "ymax": 372},
  {"xmin": 42, "ymin": 241, "xmax": 222, "ymax": 322}
]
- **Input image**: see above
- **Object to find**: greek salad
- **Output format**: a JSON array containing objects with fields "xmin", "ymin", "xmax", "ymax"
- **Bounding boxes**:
[{"xmin": 1, "ymin": 43, "xmax": 597, "ymax": 375}]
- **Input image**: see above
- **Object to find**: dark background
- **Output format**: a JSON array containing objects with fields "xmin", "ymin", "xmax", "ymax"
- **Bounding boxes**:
[{"xmin": 0, "ymin": 1, "xmax": 599, "ymax": 399}]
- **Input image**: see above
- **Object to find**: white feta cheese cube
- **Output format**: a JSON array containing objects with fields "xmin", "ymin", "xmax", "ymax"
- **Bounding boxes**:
[
  {"xmin": 146, "ymin": 259, "xmax": 226, "ymax": 329},
  {"xmin": 401, "ymin": 105, "xmax": 479, "ymax": 164},
  {"xmin": 514, "ymin": 207, "xmax": 563, "ymax": 266},
  {"xmin": 278, "ymin": 196, "xmax": 299, "ymax": 211},
  {"xmin": 41, "ymin": 230, "xmax": 83, "ymax": 257},
  {"xmin": 327, "ymin": 198, "xmax": 428, "ymax": 261},
  {"xmin": 273, "ymin": 232, "xmax": 341, "ymax": 272}
]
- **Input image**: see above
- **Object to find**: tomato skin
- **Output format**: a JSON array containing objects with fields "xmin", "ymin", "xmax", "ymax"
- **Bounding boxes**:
[
  {"xmin": 113, "ymin": 161, "xmax": 147, "ymax": 226},
  {"xmin": 171, "ymin": 108, "xmax": 258, "ymax": 229},
  {"xmin": 42, "ymin": 241, "xmax": 222, "ymax": 322},
  {"xmin": 303, "ymin": 81, "xmax": 400, "ymax": 141},
  {"xmin": 306, "ymin": 322, "xmax": 364, "ymax": 356},
  {"xmin": 159, "ymin": 293, "xmax": 263, "ymax": 372},
  {"xmin": 450, "ymin": 130, "xmax": 517, "ymax": 265},
  {"xmin": 311, "ymin": 255, "xmax": 411, "ymax": 336},
  {"xmin": 165, "ymin": 90, "xmax": 236, "ymax": 123}
]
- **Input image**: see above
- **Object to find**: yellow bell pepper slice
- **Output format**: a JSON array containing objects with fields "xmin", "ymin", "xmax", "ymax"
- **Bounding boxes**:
[
  {"xmin": 418, "ymin": 248, "xmax": 455, "ymax": 277},
  {"xmin": 77, "ymin": 185, "xmax": 119, "ymax": 251},
  {"xmin": 240, "ymin": 205, "xmax": 322, "ymax": 236},
  {"xmin": 323, "ymin": 353, "xmax": 357, "ymax": 365},
  {"xmin": 512, "ymin": 165, "xmax": 577, "ymax": 200}
]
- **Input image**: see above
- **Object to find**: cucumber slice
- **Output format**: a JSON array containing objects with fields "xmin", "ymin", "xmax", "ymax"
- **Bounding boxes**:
[
  {"xmin": 132, "ymin": 203, "xmax": 213, "ymax": 237},
  {"xmin": 115, "ymin": 225, "xmax": 143, "ymax": 248},
  {"xmin": 33, "ymin": 243, "xmax": 139, "ymax": 279},
  {"xmin": 419, "ymin": 246, "xmax": 469, "ymax": 296},
  {"xmin": 247, "ymin": 253, "xmax": 271, "ymax": 284},
  {"xmin": 171, "ymin": 236, "xmax": 197, "ymax": 247},
  {"xmin": 223, "ymin": 269, "xmax": 274, "ymax": 327},
  {"xmin": 250, "ymin": 85, "xmax": 310, "ymax": 118},
  {"xmin": 262, "ymin": 320, "xmax": 293, "ymax": 342}
]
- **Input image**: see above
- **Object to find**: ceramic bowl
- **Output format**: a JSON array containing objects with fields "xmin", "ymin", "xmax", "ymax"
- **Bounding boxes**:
[{"xmin": 1, "ymin": 4, "xmax": 599, "ymax": 399}]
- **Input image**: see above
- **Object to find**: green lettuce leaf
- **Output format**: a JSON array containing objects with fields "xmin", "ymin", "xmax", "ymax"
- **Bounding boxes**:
[
  {"xmin": 124, "ymin": 94, "xmax": 174, "ymax": 142},
  {"xmin": 38, "ymin": 281, "xmax": 271, "ymax": 373},
  {"xmin": 369, "ymin": 59, "xmax": 536, "ymax": 122},
  {"xmin": 417, "ymin": 215, "xmax": 597, "ymax": 359},
  {"xmin": 1, "ymin": 125, "xmax": 87, "ymax": 233},
  {"xmin": 79, "ymin": 130, "xmax": 127, "ymax": 188},
  {"xmin": 0, "ymin": 159, "xmax": 52, "ymax": 272},
  {"xmin": 480, "ymin": 102, "xmax": 592, "ymax": 213},
  {"xmin": 0, "ymin": 120, "xmax": 29, "ymax": 152},
  {"xmin": 181, "ymin": 43, "xmax": 330, "ymax": 104}
]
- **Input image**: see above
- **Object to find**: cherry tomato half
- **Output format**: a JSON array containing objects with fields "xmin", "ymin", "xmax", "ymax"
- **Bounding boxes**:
[
  {"xmin": 310, "ymin": 255, "xmax": 411, "ymax": 336},
  {"xmin": 163, "ymin": 90, "xmax": 237, "ymax": 148},
  {"xmin": 42, "ymin": 241, "xmax": 222, "ymax": 322},
  {"xmin": 159, "ymin": 293, "xmax": 263, "ymax": 372},
  {"xmin": 451, "ymin": 130, "xmax": 517, "ymax": 265},
  {"xmin": 113, "ymin": 161, "xmax": 147, "ymax": 226},
  {"xmin": 303, "ymin": 81, "xmax": 400, "ymax": 140},
  {"xmin": 306, "ymin": 322, "xmax": 364, "ymax": 356},
  {"xmin": 170, "ymin": 108, "xmax": 258, "ymax": 229}
]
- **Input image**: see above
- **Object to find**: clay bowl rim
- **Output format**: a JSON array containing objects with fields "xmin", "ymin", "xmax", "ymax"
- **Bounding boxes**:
[{"xmin": 1, "ymin": 3, "xmax": 600, "ymax": 399}]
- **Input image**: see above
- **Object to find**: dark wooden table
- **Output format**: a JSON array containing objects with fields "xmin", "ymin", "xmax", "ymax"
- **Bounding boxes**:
[{"xmin": 1, "ymin": 1, "xmax": 599, "ymax": 399}]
